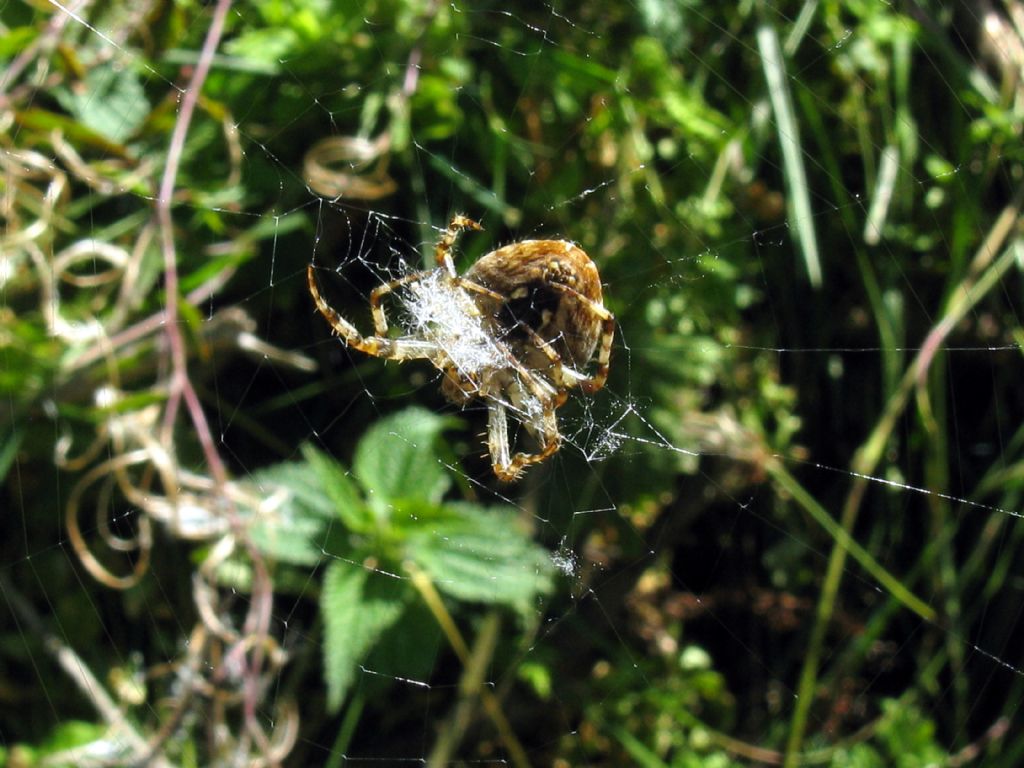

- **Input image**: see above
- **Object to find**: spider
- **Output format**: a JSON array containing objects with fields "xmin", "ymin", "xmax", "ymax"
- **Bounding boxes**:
[{"xmin": 307, "ymin": 215, "xmax": 614, "ymax": 482}]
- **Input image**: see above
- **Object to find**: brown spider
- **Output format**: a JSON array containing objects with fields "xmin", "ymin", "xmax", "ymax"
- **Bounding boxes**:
[{"xmin": 307, "ymin": 215, "xmax": 614, "ymax": 482}]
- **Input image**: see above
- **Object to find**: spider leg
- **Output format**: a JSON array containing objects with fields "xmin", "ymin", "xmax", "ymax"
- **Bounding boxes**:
[
  {"xmin": 488, "ymin": 395, "xmax": 561, "ymax": 483},
  {"xmin": 493, "ymin": 357, "xmax": 564, "ymax": 481},
  {"xmin": 369, "ymin": 222, "xmax": 499, "ymax": 334},
  {"xmin": 434, "ymin": 214, "xmax": 483, "ymax": 276},
  {"xmin": 507, "ymin": 320, "xmax": 577, "ymax": 398},
  {"xmin": 368, "ymin": 269, "xmax": 435, "ymax": 335},
  {"xmin": 488, "ymin": 399, "xmax": 512, "ymax": 476},
  {"xmin": 307, "ymin": 266, "xmax": 438, "ymax": 360},
  {"xmin": 548, "ymin": 282, "xmax": 615, "ymax": 395},
  {"xmin": 451, "ymin": 276, "xmax": 507, "ymax": 303}
]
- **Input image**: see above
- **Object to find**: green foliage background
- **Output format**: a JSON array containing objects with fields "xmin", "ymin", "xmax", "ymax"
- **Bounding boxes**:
[{"xmin": 2, "ymin": 0, "xmax": 1024, "ymax": 765}]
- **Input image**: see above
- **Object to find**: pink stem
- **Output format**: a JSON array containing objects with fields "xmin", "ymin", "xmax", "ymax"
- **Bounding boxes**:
[{"xmin": 153, "ymin": 0, "xmax": 275, "ymax": 730}]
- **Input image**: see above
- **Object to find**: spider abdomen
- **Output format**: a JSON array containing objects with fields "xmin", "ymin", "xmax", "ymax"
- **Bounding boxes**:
[{"xmin": 466, "ymin": 239, "xmax": 604, "ymax": 371}]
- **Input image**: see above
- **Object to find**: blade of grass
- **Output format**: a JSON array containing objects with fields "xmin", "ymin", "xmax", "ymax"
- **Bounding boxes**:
[
  {"xmin": 794, "ymin": 86, "xmax": 905, "ymax": 394},
  {"xmin": 766, "ymin": 459, "xmax": 936, "ymax": 622},
  {"xmin": 757, "ymin": 22, "xmax": 822, "ymax": 287},
  {"xmin": 429, "ymin": 612, "xmax": 503, "ymax": 767},
  {"xmin": 783, "ymin": 0, "xmax": 820, "ymax": 56},
  {"xmin": 408, "ymin": 565, "xmax": 530, "ymax": 768},
  {"xmin": 863, "ymin": 145, "xmax": 900, "ymax": 245},
  {"xmin": 783, "ymin": 181, "xmax": 1024, "ymax": 767},
  {"xmin": 0, "ymin": 429, "xmax": 22, "ymax": 484}
]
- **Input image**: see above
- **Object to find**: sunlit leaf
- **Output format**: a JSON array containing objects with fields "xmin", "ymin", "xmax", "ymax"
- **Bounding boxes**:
[
  {"xmin": 301, "ymin": 444, "xmax": 372, "ymax": 532},
  {"xmin": 55, "ymin": 64, "xmax": 150, "ymax": 143},
  {"xmin": 408, "ymin": 503, "xmax": 554, "ymax": 616},
  {"xmin": 352, "ymin": 407, "xmax": 452, "ymax": 506},
  {"xmin": 321, "ymin": 561, "xmax": 409, "ymax": 711}
]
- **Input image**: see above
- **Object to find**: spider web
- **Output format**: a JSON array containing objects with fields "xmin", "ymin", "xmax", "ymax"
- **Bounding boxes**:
[{"xmin": 2, "ymin": 1, "xmax": 1023, "ymax": 765}]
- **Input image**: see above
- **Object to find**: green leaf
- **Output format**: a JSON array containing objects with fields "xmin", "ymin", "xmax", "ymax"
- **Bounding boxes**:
[
  {"xmin": 55, "ymin": 64, "xmax": 150, "ymax": 143},
  {"xmin": 352, "ymin": 407, "xmax": 453, "ymax": 505},
  {"xmin": 321, "ymin": 561, "xmax": 409, "ymax": 711},
  {"xmin": 301, "ymin": 444, "xmax": 371, "ymax": 531},
  {"xmin": 364, "ymin": 600, "xmax": 441, "ymax": 690},
  {"xmin": 222, "ymin": 27, "xmax": 296, "ymax": 71},
  {"xmin": 249, "ymin": 518, "xmax": 325, "ymax": 567},
  {"xmin": 408, "ymin": 503, "xmax": 554, "ymax": 615},
  {"xmin": 246, "ymin": 449, "xmax": 370, "ymax": 564},
  {"xmin": 179, "ymin": 250, "xmax": 253, "ymax": 294},
  {"xmin": 873, "ymin": 698, "xmax": 945, "ymax": 765},
  {"xmin": 0, "ymin": 26, "xmax": 38, "ymax": 59},
  {"xmin": 0, "ymin": 428, "xmax": 23, "ymax": 485},
  {"xmin": 609, "ymin": 725, "xmax": 670, "ymax": 768},
  {"xmin": 40, "ymin": 720, "xmax": 109, "ymax": 755},
  {"xmin": 14, "ymin": 107, "xmax": 129, "ymax": 156}
]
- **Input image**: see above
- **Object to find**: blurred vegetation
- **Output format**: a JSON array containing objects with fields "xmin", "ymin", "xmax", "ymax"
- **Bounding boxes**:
[{"xmin": 2, "ymin": 0, "xmax": 1024, "ymax": 766}]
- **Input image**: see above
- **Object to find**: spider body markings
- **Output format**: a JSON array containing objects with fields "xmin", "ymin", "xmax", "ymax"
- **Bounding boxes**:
[{"xmin": 307, "ymin": 215, "xmax": 614, "ymax": 482}]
